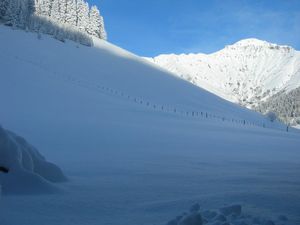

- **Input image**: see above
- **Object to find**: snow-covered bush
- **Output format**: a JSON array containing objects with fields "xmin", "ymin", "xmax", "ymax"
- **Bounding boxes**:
[
  {"xmin": 30, "ymin": 15, "xmax": 93, "ymax": 46},
  {"xmin": 0, "ymin": 0, "xmax": 106, "ymax": 45},
  {"xmin": 265, "ymin": 111, "xmax": 277, "ymax": 122},
  {"xmin": 0, "ymin": 125, "xmax": 67, "ymax": 194}
]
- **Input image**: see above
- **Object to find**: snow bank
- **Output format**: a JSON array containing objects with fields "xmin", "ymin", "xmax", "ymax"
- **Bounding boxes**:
[
  {"xmin": 166, "ymin": 203, "xmax": 289, "ymax": 225},
  {"xmin": 0, "ymin": 125, "xmax": 67, "ymax": 195}
]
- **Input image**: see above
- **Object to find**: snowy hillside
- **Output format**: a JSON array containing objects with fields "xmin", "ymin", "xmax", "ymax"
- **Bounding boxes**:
[
  {"xmin": 146, "ymin": 39, "xmax": 300, "ymax": 125},
  {"xmin": 0, "ymin": 26, "xmax": 300, "ymax": 225}
]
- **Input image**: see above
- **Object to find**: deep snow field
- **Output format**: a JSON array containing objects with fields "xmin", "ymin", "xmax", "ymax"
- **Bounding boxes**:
[{"xmin": 0, "ymin": 26, "xmax": 300, "ymax": 225}]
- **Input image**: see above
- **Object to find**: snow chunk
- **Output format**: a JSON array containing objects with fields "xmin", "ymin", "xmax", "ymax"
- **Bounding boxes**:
[
  {"xmin": 189, "ymin": 203, "xmax": 201, "ymax": 213},
  {"xmin": 278, "ymin": 215, "xmax": 288, "ymax": 221},
  {"xmin": 263, "ymin": 220, "xmax": 275, "ymax": 225},
  {"xmin": 178, "ymin": 213, "xmax": 203, "ymax": 225},
  {"xmin": 215, "ymin": 214, "xmax": 227, "ymax": 222},
  {"xmin": 165, "ymin": 204, "xmax": 289, "ymax": 225},
  {"xmin": 0, "ymin": 125, "xmax": 67, "ymax": 195},
  {"xmin": 202, "ymin": 210, "xmax": 217, "ymax": 221},
  {"xmin": 219, "ymin": 204, "xmax": 242, "ymax": 216}
]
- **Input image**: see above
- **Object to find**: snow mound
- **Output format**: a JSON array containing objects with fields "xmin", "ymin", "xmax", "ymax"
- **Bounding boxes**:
[
  {"xmin": 166, "ymin": 204, "xmax": 290, "ymax": 225},
  {"xmin": 0, "ymin": 125, "xmax": 67, "ymax": 195}
]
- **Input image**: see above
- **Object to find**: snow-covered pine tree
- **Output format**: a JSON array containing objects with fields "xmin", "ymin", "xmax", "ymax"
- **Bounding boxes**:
[
  {"xmin": 76, "ymin": 0, "xmax": 89, "ymax": 32},
  {"xmin": 17, "ymin": 0, "xmax": 35, "ymax": 29},
  {"xmin": 87, "ymin": 5, "xmax": 106, "ymax": 39},
  {"xmin": 17, "ymin": 0, "xmax": 28, "ymax": 28},
  {"xmin": 33, "ymin": 0, "xmax": 41, "ymax": 15},
  {"xmin": 50, "ymin": 0, "xmax": 58, "ymax": 18},
  {"xmin": 3, "ymin": 0, "xmax": 20, "ymax": 27},
  {"xmin": 39, "ymin": 0, "xmax": 52, "ymax": 17},
  {"xmin": 27, "ymin": 0, "xmax": 36, "ymax": 17},
  {"xmin": 99, "ymin": 14, "xmax": 106, "ymax": 40},
  {"xmin": 0, "ymin": 0, "xmax": 106, "ymax": 45},
  {"xmin": 86, "ymin": 5, "xmax": 98, "ymax": 36},
  {"xmin": 255, "ymin": 87, "xmax": 300, "ymax": 125},
  {"xmin": 64, "ymin": 0, "xmax": 76, "ymax": 26},
  {"xmin": 50, "ymin": 0, "xmax": 63, "ymax": 23},
  {"xmin": 0, "ymin": 0, "xmax": 9, "ymax": 20}
]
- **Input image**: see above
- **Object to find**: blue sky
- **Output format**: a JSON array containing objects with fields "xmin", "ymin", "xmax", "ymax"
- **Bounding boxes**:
[{"xmin": 88, "ymin": 0, "xmax": 300, "ymax": 56}]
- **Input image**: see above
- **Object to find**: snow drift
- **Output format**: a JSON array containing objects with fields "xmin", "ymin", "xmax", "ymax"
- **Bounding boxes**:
[{"xmin": 0, "ymin": 125, "xmax": 66, "ymax": 195}]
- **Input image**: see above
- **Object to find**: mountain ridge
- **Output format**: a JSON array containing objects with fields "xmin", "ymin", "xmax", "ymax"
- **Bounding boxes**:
[{"xmin": 146, "ymin": 38, "xmax": 300, "ymax": 125}]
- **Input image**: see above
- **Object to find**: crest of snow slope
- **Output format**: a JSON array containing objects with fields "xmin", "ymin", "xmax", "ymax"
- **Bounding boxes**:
[
  {"xmin": 0, "ymin": 26, "xmax": 300, "ymax": 225},
  {"xmin": 146, "ymin": 39, "xmax": 300, "ymax": 107},
  {"xmin": 0, "ymin": 27, "xmax": 281, "ymax": 126},
  {"xmin": 0, "ymin": 125, "xmax": 67, "ymax": 195}
]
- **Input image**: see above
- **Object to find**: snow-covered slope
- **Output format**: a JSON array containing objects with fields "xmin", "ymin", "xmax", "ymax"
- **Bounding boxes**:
[
  {"xmin": 0, "ymin": 26, "xmax": 300, "ymax": 225},
  {"xmin": 146, "ymin": 39, "xmax": 300, "ymax": 119},
  {"xmin": 0, "ymin": 28, "xmax": 279, "ymax": 128}
]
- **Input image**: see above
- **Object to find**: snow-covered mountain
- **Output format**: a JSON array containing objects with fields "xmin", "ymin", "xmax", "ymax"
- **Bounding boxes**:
[
  {"xmin": 1, "ymin": 25, "xmax": 300, "ymax": 225},
  {"xmin": 146, "ymin": 39, "xmax": 300, "ymax": 125}
]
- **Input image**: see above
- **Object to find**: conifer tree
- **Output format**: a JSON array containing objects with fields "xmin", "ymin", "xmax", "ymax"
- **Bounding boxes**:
[
  {"xmin": 65, "ymin": 0, "xmax": 76, "ymax": 26},
  {"xmin": 0, "ymin": 0, "xmax": 107, "ymax": 45},
  {"xmin": 99, "ymin": 15, "xmax": 107, "ymax": 40},
  {"xmin": 0, "ymin": 0, "xmax": 9, "ymax": 19},
  {"xmin": 3, "ymin": 0, "xmax": 19, "ymax": 27},
  {"xmin": 86, "ymin": 5, "xmax": 99, "ymax": 36},
  {"xmin": 40, "ymin": 0, "xmax": 52, "ymax": 17}
]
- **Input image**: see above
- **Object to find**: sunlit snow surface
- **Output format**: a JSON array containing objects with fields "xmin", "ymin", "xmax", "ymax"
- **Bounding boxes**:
[
  {"xmin": 0, "ymin": 26, "xmax": 299, "ymax": 225},
  {"xmin": 146, "ymin": 39, "xmax": 300, "ymax": 107}
]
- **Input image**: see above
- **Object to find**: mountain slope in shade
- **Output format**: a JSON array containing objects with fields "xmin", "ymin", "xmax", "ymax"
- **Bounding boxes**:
[{"xmin": 146, "ymin": 39, "xmax": 300, "ymax": 124}]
